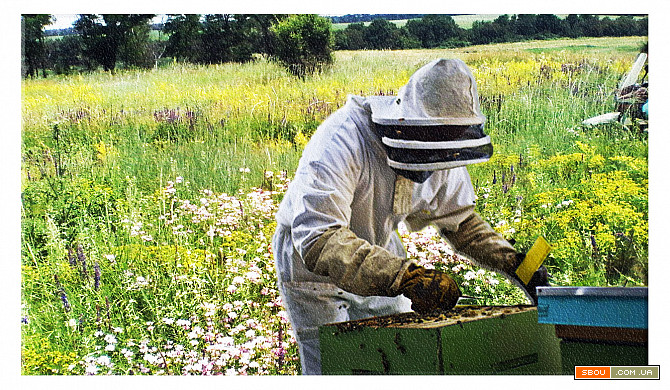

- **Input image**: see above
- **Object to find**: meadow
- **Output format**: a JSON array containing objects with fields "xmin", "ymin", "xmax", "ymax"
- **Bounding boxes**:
[{"xmin": 21, "ymin": 36, "xmax": 648, "ymax": 375}]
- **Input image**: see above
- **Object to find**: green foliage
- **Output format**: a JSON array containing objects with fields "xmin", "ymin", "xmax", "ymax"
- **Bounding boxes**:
[
  {"xmin": 21, "ymin": 335, "xmax": 80, "ymax": 375},
  {"xmin": 200, "ymin": 14, "xmax": 255, "ymax": 64},
  {"xmin": 333, "ymin": 22, "xmax": 366, "ymax": 50},
  {"xmin": 119, "ymin": 20, "xmax": 155, "ymax": 68},
  {"xmin": 74, "ymin": 14, "xmax": 155, "ymax": 73},
  {"xmin": 406, "ymin": 15, "xmax": 465, "ymax": 48},
  {"xmin": 30, "ymin": 15, "xmax": 648, "ymax": 78},
  {"xmin": 21, "ymin": 40, "xmax": 648, "ymax": 375},
  {"xmin": 164, "ymin": 14, "xmax": 203, "ymax": 62},
  {"xmin": 45, "ymin": 35, "xmax": 85, "ymax": 75},
  {"xmin": 363, "ymin": 19, "xmax": 400, "ymax": 49},
  {"xmin": 270, "ymin": 14, "xmax": 334, "ymax": 77},
  {"xmin": 22, "ymin": 14, "xmax": 53, "ymax": 78}
]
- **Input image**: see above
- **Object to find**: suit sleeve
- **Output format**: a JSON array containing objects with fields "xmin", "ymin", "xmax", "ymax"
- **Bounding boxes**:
[{"xmin": 289, "ymin": 129, "xmax": 411, "ymax": 297}]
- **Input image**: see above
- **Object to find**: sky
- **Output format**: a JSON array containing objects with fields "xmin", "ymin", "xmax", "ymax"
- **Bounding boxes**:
[
  {"xmin": 46, "ymin": 14, "xmax": 79, "ymax": 29},
  {"xmin": 47, "ymin": 14, "xmax": 170, "ymax": 30}
]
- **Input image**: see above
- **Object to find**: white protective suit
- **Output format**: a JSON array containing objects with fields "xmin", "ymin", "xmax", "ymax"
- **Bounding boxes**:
[
  {"xmin": 273, "ymin": 95, "xmax": 481, "ymax": 374},
  {"xmin": 272, "ymin": 59, "xmax": 522, "ymax": 375}
]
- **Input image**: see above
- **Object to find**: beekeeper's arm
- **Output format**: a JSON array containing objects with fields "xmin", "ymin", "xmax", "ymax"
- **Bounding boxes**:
[
  {"xmin": 406, "ymin": 167, "xmax": 548, "ymax": 303},
  {"xmin": 438, "ymin": 208, "xmax": 550, "ymax": 304},
  {"xmin": 404, "ymin": 167, "xmax": 517, "ymax": 275},
  {"xmin": 291, "ymin": 159, "xmax": 412, "ymax": 298},
  {"xmin": 438, "ymin": 207, "xmax": 518, "ymax": 273}
]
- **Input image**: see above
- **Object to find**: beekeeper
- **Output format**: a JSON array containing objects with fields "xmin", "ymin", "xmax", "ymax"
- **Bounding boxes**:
[{"xmin": 272, "ymin": 58, "xmax": 548, "ymax": 375}]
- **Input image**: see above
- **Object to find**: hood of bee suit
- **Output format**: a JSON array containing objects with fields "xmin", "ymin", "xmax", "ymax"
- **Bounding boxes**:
[{"xmin": 369, "ymin": 58, "xmax": 492, "ymax": 171}]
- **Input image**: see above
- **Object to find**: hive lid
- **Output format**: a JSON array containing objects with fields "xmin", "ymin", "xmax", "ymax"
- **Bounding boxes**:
[{"xmin": 537, "ymin": 286, "xmax": 648, "ymax": 297}]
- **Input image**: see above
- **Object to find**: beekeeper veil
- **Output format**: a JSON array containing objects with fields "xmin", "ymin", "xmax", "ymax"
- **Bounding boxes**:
[{"xmin": 370, "ymin": 58, "xmax": 492, "ymax": 174}]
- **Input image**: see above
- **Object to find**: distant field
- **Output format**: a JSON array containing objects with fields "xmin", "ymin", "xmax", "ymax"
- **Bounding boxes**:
[
  {"xmin": 331, "ymin": 18, "xmax": 417, "ymax": 30},
  {"xmin": 332, "ymin": 14, "xmax": 646, "ymax": 30},
  {"xmin": 331, "ymin": 15, "xmax": 516, "ymax": 30},
  {"xmin": 452, "ymin": 14, "xmax": 504, "ymax": 29},
  {"xmin": 334, "ymin": 36, "xmax": 647, "ymax": 63}
]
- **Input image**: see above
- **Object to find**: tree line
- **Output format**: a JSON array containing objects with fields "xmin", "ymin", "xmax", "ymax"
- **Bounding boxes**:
[
  {"xmin": 334, "ymin": 14, "xmax": 648, "ymax": 50},
  {"xmin": 22, "ymin": 14, "xmax": 647, "ymax": 79},
  {"xmin": 22, "ymin": 14, "xmax": 333, "ymax": 78}
]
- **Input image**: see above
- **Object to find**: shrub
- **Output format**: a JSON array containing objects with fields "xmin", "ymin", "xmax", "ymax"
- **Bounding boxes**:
[{"xmin": 270, "ymin": 14, "xmax": 333, "ymax": 77}]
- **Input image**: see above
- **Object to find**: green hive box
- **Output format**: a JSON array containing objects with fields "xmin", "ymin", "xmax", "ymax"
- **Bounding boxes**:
[{"xmin": 319, "ymin": 306, "xmax": 562, "ymax": 375}]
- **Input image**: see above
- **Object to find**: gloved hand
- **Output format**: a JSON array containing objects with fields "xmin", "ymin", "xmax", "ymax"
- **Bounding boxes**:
[
  {"xmin": 399, "ymin": 264, "xmax": 461, "ymax": 315},
  {"xmin": 511, "ymin": 252, "xmax": 550, "ymax": 305}
]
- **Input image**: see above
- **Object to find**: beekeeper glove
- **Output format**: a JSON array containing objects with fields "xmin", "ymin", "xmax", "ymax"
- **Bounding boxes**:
[
  {"xmin": 303, "ymin": 227, "xmax": 413, "ymax": 297},
  {"xmin": 398, "ymin": 264, "xmax": 461, "ymax": 315},
  {"xmin": 509, "ymin": 252, "xmax": 550, "ymax": 305}
]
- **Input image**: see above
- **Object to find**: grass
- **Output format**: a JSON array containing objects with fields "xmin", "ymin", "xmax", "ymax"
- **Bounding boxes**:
[{"xmin": 21, "ymin": 36, "xmax": 648, "ymax": 375}]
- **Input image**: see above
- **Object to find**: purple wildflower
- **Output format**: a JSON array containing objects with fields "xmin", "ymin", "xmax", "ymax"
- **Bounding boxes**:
[
  {"xmin": 77, "ymin": 244, "xmax": 89, "ymax": 280},
  {"xmin": 68, "ymin": 247, "xmax": 77, "ymax": 268},
  {"xmin": 60, "ymin": 290, "xmax": 71, "ymax": 312},
  {"xmin": 54, "ymin": 274, "xmax": 71, "ymax": 312},
  {"xmin": 276, "ymin": 326, "xmax": 284, "ymax": 371},
  {"xmin": 590, "ymin": 235, "xmax": 599, "ymax": 259},
  {"xmin": 94, "ymin": 262, "xmax": 101, "ymax": 291}
]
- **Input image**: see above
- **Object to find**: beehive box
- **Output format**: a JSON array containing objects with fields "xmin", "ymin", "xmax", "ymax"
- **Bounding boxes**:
[
  {"xmin": 536, "ymin": 287, "xmax": 647, "ymax": 328},
  {"xmin": 319, "ymin": 305, "xmax": 562, "ymax": 375},
  {"xmin": 536, "ymin": 287, "xmax": 648, "ymax": 373}
]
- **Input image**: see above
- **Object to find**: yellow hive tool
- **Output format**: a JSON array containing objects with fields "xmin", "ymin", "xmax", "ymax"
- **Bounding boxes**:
[{"xmin": 515, "ymin": 236, "xmax": 551, "ymax": 285}]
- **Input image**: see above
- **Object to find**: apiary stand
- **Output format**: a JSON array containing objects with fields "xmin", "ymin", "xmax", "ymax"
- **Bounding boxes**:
[{"xmin": 319, "ymin": 306, "xmax": 562, "ymax": 375}]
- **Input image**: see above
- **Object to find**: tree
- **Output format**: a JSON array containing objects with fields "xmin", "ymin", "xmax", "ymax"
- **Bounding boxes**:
[
  {"xmin": 249, "ymin": 14, "xmax": 288, "ymax": 56},
  {"xmin": 45, "ymin": 35, "xmax": 84, "ymax": 75},
  {"xmin": 612, "ymin": 16, "xmax": 645, "ymax": 37},
  {"xmin": 119, "ymin": 20, "xmax": 154, "ymax": 68},
  {"xmin": 469, "ymin": 20, "xmax": 511, "ymax": 45},
  {"xmin": 200, "ymin": 14, "xmax": 254, "ymax": 64},
  {"xmin": 563, "ymin": 14, "xmax": 582, "ymax": 38},
  {"xmin": 406, "ymin": 15, "xmax": 462, "ymax": 48},
  {"xmin": 578, "ymin": 14, "xmax": 603, "ymax": 37},
  {"xmin": 74, "ymin": 14, "xmax": 154, "ymax": 73},
  {"xmin": 514, "ymin": 14, "xmax": 538, "ymax": 37},
  {"xmin": 535, "ymin": 14, "xmax": 565, "ymax": 37},
  {"xmin": 491, "ymin": 15, "xmax": 515, "ymax": 42},
  {"xmin": 22, "ymin": 14, "xmax": 52, "ymax": 78},
  {"xmin": 271, "ymin": 14, "xmax": 333, "ymax": 77},
  {"xmin": 334, "ymin": 22, "xmax": 367, "ymax": 50},
  {"xmin": 164, "ymin": 14, "xmax": 202, "ymax": 62},
  {"xmin": 364, "ymin": 19, "xmax": 398, "ymax": 49},
  {"xmin": 394, "ymin": 26, "xmax": 422, "ymax": 49}
]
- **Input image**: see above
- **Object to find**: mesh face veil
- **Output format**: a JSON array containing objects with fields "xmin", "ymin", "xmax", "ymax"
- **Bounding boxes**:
[
  {"xmin": 376, "ymin": 123, "xmax": 493, "ymax": 171},
  {"xmin": 369, "ymin": 58, "xmax": 491, "ymax": 171}
]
